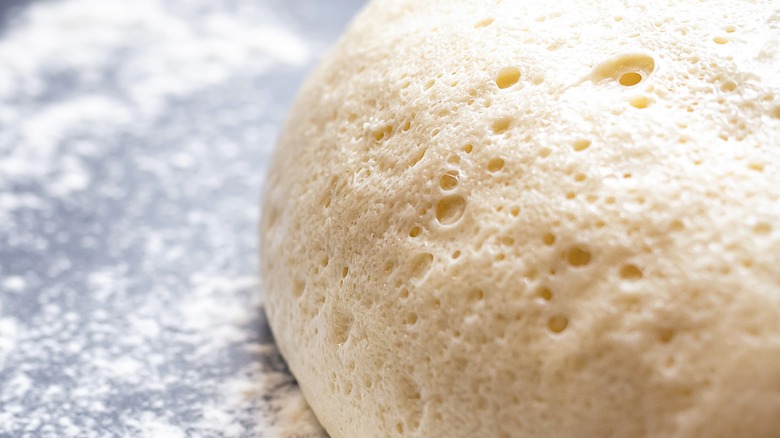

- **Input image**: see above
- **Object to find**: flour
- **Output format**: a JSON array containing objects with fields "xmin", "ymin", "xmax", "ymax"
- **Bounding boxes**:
[
  {"xmin": 0, "ymin": 0, "xmax": 308, "ymax": 203},
  {"xmin": 0, "ymin": 0, "xmax": 336, "ymax": 436}
]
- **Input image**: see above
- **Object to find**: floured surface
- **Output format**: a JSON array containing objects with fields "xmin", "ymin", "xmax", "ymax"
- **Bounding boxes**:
[
  {"xmin": 0, "ymin": 0, "xmax": 363, "ymax": 436},
  {"xmin": 262, "ymin": 1, "xmax": 780, "ymax": 437}
]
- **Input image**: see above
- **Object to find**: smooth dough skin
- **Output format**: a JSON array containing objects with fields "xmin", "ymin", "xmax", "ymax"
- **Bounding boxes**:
[{"xmin": 260, "ymin": 1, "xmax": 780, "ymax": 437}]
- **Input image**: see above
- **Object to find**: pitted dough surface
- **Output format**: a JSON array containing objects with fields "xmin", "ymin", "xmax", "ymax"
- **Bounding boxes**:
[{"xmin": 261, "ymin": 1, "xmax": 780, "ymax": 436}]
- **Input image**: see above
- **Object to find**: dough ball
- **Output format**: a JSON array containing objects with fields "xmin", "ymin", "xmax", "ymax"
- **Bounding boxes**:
[{"xmin": 260, "ymin": 1, "xmax": 780, "ymax": 436}]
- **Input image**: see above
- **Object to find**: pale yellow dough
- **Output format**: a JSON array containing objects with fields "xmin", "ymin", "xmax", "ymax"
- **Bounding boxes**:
[{"xmin": 260, "ymin": 1, "xmax": 780, "ymax": 436}]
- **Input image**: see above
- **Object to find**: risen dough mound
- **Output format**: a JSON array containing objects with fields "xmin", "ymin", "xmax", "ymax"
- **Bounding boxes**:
[{"xmin": 260, "ymin": 1, "xmax": 780, "ymax": 436}]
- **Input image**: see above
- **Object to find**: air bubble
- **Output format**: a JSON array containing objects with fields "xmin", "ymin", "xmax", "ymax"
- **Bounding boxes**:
[
  {"xmin": 439, "ymin": 173, "xmax": 459, "ymax": 190},
  {"xmin": 435, "ymin": 195, "xmax": 466, "ymax": 225},
  {"xmin": 374, "ymin": 126, "xmax": 393, "ymax": 142},
  {"xmin": 537, "ymin": 287, "xmax": 553, "ymax": 301},
  {"xmin": 409, "ymin": 226, "xmax": 422, "ymax": 238},
  {"xmin": 407, "ymin": 148, "xmax": 426, "ymax": 167},
  {"xmin": 410, "ymin": 253, "xmax": 434, "ymax": 280},
  {"xmin": 491, "ymin": 117, "xmax": 512, "ymax": 134},
  {"xmin": 475, "ymin": 17, "xmax": 494, "ymax": 28},
  {"xmin": 567, "ymin": 246, "xmax": 591, "ymax": 266},
  {"xmin": 468, "ymin": 288, "xmax": 485, "ymax": 302},
  {"xmin": 548, "ymin": 315, "xmax": 569, "ymax": 333},
  {"xmin": 713, "ymin": 36, "xmax": 728, "ymax": 44},
  {"xmin": 329, "ymin": 308, "xmax": 353, "ymax": 345},
  {"xmin": 629, "ymin": 96, "xmax": 650, "ymax": 109},
  {"xmin": 496, "ymin": 67, "xmax": 521, "ymax": 89},
  {"xmin": 721, "ymin": 80, "xmax": 737, "ymax": 92},
  {"xmin": 619, "ymin": 72, "xmax": 643, "ymax": 86},
  {"xmin": 619, "ymin": 264, "xmax": 643, "ymax": 280},
  {"xmin": 542, "ymin": 233, "xmax": 556, "ymax": 246},
  {"xmin": 754, "ymin": 222, "xmax": 772, "ymax": 235},
  {"xmin": 342, "ymin": 267, "xmax": 350, "ymax": 278},
  {"xmin": 293, "ymin": 280, "xmax": 305, "ymax": 298},
  {"xmin": 463, "ymin": 144, "xmax": 474, "ymax": 153},
  {"xmin": 487, "ymin": 158, "xmax": 505, "ymax": 172},
  {"xmin": 592, "ymin": 53, "xmax": 655, "ymax": 86},
  {"xmin": 658, "ymin": 328, "xmax": 675, "ymax": 343},
  {"xmin": 573, "ymin": 139, "xmax": 591, "ymax": 152}
]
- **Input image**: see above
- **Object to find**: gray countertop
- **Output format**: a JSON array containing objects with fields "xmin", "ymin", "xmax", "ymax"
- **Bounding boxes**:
[{"xmin": 0, "ymin": 0, "xmax": 365, "ymax": 436}]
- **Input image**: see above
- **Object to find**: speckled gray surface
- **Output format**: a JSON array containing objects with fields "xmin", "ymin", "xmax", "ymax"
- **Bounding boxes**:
[{"xmin": 0, "ymin": 0, "xmax": 365, "ymax": 436}]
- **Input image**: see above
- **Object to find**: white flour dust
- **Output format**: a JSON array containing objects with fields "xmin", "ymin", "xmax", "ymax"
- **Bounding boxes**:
[
  {"xmin": 0, "ymin": 0, "xmax": 307, "ymax": 200},
  {"xmin": 0, "ymin": 0, "xmax": 336, "ymax": 436}
]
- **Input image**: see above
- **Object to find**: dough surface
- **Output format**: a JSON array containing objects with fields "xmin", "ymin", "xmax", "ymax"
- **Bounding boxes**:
[{"xmin": 260, "ymin": 1, "xmax": 780, "ymax": 436}]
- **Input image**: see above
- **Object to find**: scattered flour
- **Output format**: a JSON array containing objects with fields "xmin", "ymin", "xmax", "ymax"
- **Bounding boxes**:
[
  {"xmin": 0, "ymin": 0, "xmax": 345, "ymax": 436},
  {"xmin": 0, "ymin": 0, "xmax": 308, "ymax": 210}
]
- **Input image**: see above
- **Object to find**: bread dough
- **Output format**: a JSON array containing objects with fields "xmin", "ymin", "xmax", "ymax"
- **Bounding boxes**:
[{"xmin": 260, "ymin": 1, "xmax": 780, "ymax": 436}]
